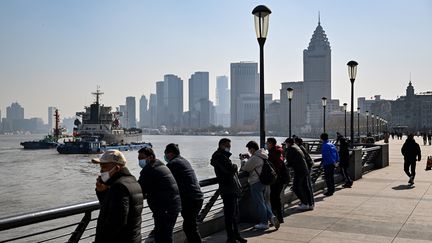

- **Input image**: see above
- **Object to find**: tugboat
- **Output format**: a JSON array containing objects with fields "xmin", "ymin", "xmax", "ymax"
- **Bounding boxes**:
[
  {"xmin": 57, "ymin": 136, "xmax": 103, "ymax": 154},
  {"xmin": 20, "ymin": 109, "xmax": 63, "ymax": 149},
  {"xmin": 73, "ymin": 88, "xmax": 142, "ymax": 144}
]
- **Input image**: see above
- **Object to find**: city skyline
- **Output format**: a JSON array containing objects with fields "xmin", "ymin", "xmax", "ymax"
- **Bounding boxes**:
[{"xmin": 1, "ymin": 1, "xmax": 431, "ymax": 121}]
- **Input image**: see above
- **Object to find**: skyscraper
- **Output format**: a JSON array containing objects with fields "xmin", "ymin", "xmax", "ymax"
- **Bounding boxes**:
[
  {"xmin": 216, "ymin": 75, "xmax": 230, "ymax": 127},
  {"xmin": 149, "ymin": 93, "xmax": 157, "ymax": 128},
  {"xmin": 6, "ymin": 102, "xmax": 24, "ymax": 120},
  {"xmin": 48, "ymin": 106, "xmax": 57, "ymax": 129},
  {"xmin": 189, "ymin": 71, "xmax": 209, "ymax": 112},
  {"xmin": 230, "ymin": 62, "xmax": 259, "ymax": 129},
  {"xmin": 164, "ymin": 74, "xmax": 183, "ymax": 128},
  {"xmin": 125, "ymin": 96, "xmax": 136, "ymax": 128},
  {"xmin": 156, "ymin": 81, "xmax": 165, "ymax": 126},
  {"xmin": 139, "ymin": 95, "xmax": 149, "ymax": 128}
]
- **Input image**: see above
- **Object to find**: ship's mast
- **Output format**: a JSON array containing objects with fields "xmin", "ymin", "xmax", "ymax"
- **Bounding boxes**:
[
  {"xmin": 92, "ymin": 86, "xmax": 104, "ymax": 106},
  {"xmin": 53, "ymin": 109, "xmax": 60, "ymax": 138}
]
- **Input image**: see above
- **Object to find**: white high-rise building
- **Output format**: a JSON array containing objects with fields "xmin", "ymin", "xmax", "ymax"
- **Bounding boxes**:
[
  {"xmin": 139, "ymin": 95, "xmax": 149, "ymax": 128},
  {"xmin": 48, "ymin": 106, "xmax": 57, "ymax": 129},
  {"xmin": 216, "ymin": 75, "xmax": 230, "ymax": 127}
]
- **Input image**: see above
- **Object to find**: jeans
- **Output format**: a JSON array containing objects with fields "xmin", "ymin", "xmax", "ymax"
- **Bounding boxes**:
[
  {"xmin": 404, "ymin": 159, "xmax": 416, "ymax": 179},
  {"xmin": 250, "ymin": 182, "xmax": 274, "ymax": 225},
  {"xmin": 154, "ymin": 210, "xmax": 179, "ymax": 243},
  {"xmin": 323, "ymin": 164, "xmax": 335, "ymax": 194},
  {"xmin": 181, "ymin": 199, "xmax": 203, "ymax": 243},
  {"xmin": 221, "ymin": 193, "xmax": 241, "ymax": 240},
  {"xmin": 270, "ymin": 181, "xmax": 284, "ymax": 222}
]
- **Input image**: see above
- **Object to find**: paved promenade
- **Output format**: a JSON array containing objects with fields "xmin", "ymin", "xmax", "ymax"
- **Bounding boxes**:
[{"xmin": 203, "ymin": 137, "xmax": 432, "ymax": 242}]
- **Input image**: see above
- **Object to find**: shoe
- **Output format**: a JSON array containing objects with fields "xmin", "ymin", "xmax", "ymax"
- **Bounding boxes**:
[
  {"xmin": 323, "ymin": 192, "xmax": 333, "ymax": 197},
  {"xmin": 308, "ymin": 205, "xmax": 315, "ymax": 210},
  {"xmin": 342, "ymin": 183, "xmax": 352, "ymax": 188},
  {"xmin": 235, "ymin": 236, "xmax": 248, "ymax": 243},
  {"xmin": 270, "ymin": 216, "xmax": 280, "ymax": 229},
  {"xmin": 297, "ymin": 204, "xmax": 311, "ymax": 210},
  {"xmin": 408, "ymin": 176, "xmax": 414, "ymax": 185},
  {"xmin": 254, "ymin": 223, "xmax": 269, "ymax": 230}
]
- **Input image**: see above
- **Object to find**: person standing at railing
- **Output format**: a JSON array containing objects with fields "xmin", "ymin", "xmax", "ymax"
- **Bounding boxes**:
[
  {"xmin": 266, "ymin": 137, "xmax": 287, "ymax": 223},
  {"xmin": 137, "ymin": 147, "xmax": 181, "ymax": 243},
  {"xmin": 284, "ymin": 138, "xmax": 314, "ymax": 210},
  {"xmin": 241, "ymin": 141, "xmax": 280, "ymax": 230},
  {"xmin": 320, "ymin": 133, "xmax": 339, "ymax": 197},
  {"xmin": 401, "ymin": 134, "xmax": 421, "ymax": 186},
  {"xmin": 164, "ymin": 143, "xmax": 204, "ymax": 243},
  {"xmin": 338, "ymin": 137, "xmax": 353, "ymax": 188},
  {"xmin": 92, "ymin": 149, "xmax": 143, "ymax": 243},
  {"xmin": 210, "ymin": 138, "xmax": 247, "ymax": 243},
  {"xmin": 294, "ymin": 137, "xmax": 315, "ymax": 207},
  {"xmin": 428, "ymin": 132, "xmax": 432, "ymax": 146}
]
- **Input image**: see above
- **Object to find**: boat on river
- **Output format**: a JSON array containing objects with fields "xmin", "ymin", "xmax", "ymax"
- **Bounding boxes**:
[{"xmin": 57, "ymin": 136, "xmax": 152, "ymax": 154}]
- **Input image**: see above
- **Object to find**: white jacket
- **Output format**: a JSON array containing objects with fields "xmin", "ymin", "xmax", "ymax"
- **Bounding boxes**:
[{"xmin": 241, "ymin": 149, "xmax": 268, "ymax": 185}]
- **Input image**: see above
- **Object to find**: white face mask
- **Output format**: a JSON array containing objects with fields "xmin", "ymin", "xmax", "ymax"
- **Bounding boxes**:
[
  {"xmin": 224, "ymin": 147, "xmax": 231, "ymax": 153},
  {"xmin": 101, "ymin": 166, "xmax": 116, "ymax": 183}
]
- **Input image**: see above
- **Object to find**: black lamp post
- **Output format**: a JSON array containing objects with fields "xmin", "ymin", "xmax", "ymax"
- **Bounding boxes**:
[
  {"xmin": 366, "ymin": 110, "xmax": 369, "ymax": 136},
  {"xmin": 357, "ymin": 107, "xmax": 360, "ymax": 142},
  {"xmin": 343, "ymin": 103, "xmax": 347, "ymax": 137},
  {"xmin": 377, "ymin": 116, "xmax": 381, "ymax": 136},
  {"xmin": 371, "ymin": 113, "xmax": 375, "ymax": 136},
  {"xmin": 347, "ymin": 60, "xmax": 358, "ymax": 147},
  {"xmin": 252, "ymin": 5, "xmax": 271, "ymax": 148},
  {"xmin": 322, "ymin": 97, "xmax": 327, "ymax": 133},
  {"xmin": 287, "ymin": 87, "xmax": 293, "ymax": 138}
]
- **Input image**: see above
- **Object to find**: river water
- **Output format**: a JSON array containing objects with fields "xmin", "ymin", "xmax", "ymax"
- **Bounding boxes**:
[{"xmin": 0, "ymin": 134, "xmax": 286, "ymax": 218}]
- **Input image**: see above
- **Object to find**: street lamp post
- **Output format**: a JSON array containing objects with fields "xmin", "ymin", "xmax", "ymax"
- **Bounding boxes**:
[
  {"xmin": 371, "ymin": 113, "xmax": 375, "ymax": 136},
  {"xmin": 343, "ymin": 103, "xmax": 347, "ymax": 137},
  {"xmin": 366, "ymin": 110, "xmax": 369, "ymax": 136},
  {"xmin": 287, "ymin": 88, "xmax": 293, "ymax": 138},
  {"xmin": 347, "ymin": 60, "xmax": 359, "ymax": 147},
  {"xmin": 322, "ymin": 97, "xmax": 327, "ymax": 133},
  {"xmin": 252, "ymin": 5, "xmax": 271, "ymax": 148},
  {"xmin": 357, "ymin": 107, "xmax": 360, "ymax": 143}
]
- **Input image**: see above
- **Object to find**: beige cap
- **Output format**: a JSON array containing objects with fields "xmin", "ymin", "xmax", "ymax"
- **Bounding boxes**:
[{"xmin": 91, "ymin": 149, "xmax": 126, "ymax": 165}]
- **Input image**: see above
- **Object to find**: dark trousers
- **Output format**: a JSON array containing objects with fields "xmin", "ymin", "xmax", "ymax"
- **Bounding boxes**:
[
  {"xmin": 293, "ymin": 173, "xmax": 314, "ymax": 206},
  {"xmin": 270, "ymin": 181, "xmax": 284, "ymax": 222},
  {"xmin": 404, "ymin": 159, "xmax": 416, "ymax": 179},
  {"xmin": 221, "ymin": 193, "xmax": 240, "ymax": 240},
  {"xmin": 323, "ymin": 164, "xmax": 335, "ymax": 194},
  {"xmin": 181, "ymin": 199, "xmax": 203, "ymax": 243},
  {"xmin": 340, "ymin": 166, "xmax": 353, "ymax": 185},
  {"xmin": 154, "ymin": 210, "xmax": 179, "ymax": 243}
]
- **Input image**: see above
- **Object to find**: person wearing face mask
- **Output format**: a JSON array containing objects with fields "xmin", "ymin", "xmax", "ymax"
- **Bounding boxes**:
[
  {"xmin": 137, "ymin": 147, "xmax": 181, "ymax": 243},
  {"xmin": 241, "ymin": 140, "xmax": 279, "ymax": 231},
  {"xmin": 92, "ymin": 149, "xmax": 143, "ymax": 243},
  {"xmin": 210, "ymin": 138, "xmax": 246, "ymax": 243},
  {"xmin": 164, "ymin": 143, "xmax": 204, "ymax": 243}
]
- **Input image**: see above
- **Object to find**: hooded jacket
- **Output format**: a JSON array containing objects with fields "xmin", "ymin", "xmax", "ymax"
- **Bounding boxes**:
[
  {"xmin": 95, "ymin": 167, "xmax": 143, "ymax": 243},
  {"xmin": 241, "ymin": 148, "xmax": 268, "ymax": 185}
]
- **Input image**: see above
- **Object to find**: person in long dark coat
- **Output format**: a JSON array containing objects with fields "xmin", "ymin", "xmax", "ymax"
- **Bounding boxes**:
[{"xmin": 401, "ymin": 134, "xmax": 421, "ymax": 185}]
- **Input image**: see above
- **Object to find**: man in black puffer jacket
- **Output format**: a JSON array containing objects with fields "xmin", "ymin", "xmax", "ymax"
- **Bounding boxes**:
[
  {"xmin": 138, "ymin": 147, "xmax": 181, "ymax": 243},
  {"xmin": 164, "ymin": 143, "xmax": 204, "ymax": 243},
  {"xmin": 92, "ymin": 149, "xmax": 143, "ymax": 243},
  {"xmin": 401, "ymin": 134, "xmax": 421, "ymax": 185}
]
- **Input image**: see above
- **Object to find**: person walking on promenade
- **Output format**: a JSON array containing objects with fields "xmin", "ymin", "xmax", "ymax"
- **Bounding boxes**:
[
  {"xmin": 266, "ymin": 137, "xmax": 286, "ymax": 223},
  {"xmin": 210, "ymin": 138, "xmax": 247, "ymax": 243},
  {"xmin": 164, "ymin": 143, "xmax": 204, "ymax": 243},
  {"xmin": 320, "ymin": 133, "xmax": 339, "ymax": 197},
  {"xmin": 92, "ymin": 150, "xmax": 143, "ymax": 243},
  {"xmin": 137, "ymin": 147, "xmax": 181, "ymax": 243},
  {"xmin": 241, "ymin": 141, "xmax": 279, "ymax": 230},
  {"xmin": 285, "ymin": 138, "xmax": 314, "ymax": 210},
  {"xmin": 338, "ymin": 137, "xmax": 353, "ymax": 188},
  {"xmin": 401, "ymin": 134, "xmax": 422, "ymax": 185},
  {"xmin": 294, "ymin": 137, "xmax": 315, "ymax": 206},
  {"xmin": 428, "ymin": 132, "xmax": 432, "ymax": 146},
  {"xmin": 422, "ymin": 133, "xmax": 427, "ymax": 146}
]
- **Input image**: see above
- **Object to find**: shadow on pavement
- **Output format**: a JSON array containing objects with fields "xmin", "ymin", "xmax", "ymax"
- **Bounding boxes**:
[{"xmin": 392, "ymin": 184, "xmax": 415, "ymax": 190}]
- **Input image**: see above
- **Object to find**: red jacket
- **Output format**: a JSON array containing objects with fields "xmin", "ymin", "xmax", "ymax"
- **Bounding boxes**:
[{"xmin": 268, "ymin": 145, "xmax": 285, "ymax": 175}]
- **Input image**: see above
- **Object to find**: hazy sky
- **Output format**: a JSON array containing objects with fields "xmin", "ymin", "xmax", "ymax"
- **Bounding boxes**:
[{"xmin": 1, "ymin": 0, "xmax": 431, "ymax": 122}]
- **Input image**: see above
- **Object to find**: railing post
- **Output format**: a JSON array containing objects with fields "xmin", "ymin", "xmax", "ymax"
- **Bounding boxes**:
[
  {"xmin": 67, "ymin": 211, "xmax": 92, "ymax": 243},
  {"xmin": 376, "ymin": 144, "xmax": 389, "ymax": 168},
  {"xmin": 197, "ymin": 189, "xmax": 220, "ymax": 223},
  {"xmin": 348, "ymin": 148, "xmax": 363, "ymax": 181}
]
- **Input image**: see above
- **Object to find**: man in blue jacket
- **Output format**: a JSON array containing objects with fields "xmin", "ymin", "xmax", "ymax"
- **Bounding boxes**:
[{"xmin": 320, "ymin": 133, "xmax": 339, "ymax": 196}]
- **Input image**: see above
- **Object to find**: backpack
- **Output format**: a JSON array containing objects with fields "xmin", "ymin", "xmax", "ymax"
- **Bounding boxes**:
[{"xmin": 255, "ymin": 158, "xmax": 278, "ymax": 185}]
